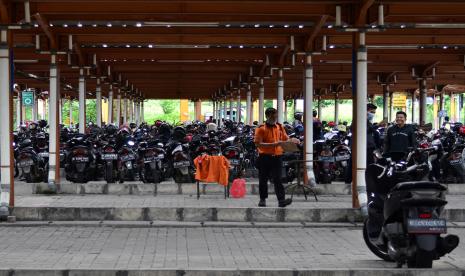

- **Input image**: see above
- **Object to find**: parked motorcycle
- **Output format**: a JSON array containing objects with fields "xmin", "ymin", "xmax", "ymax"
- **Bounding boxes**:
[
  {"xmin": 363, "ymin": 148, "xmax": 459, "ymax": 268},
  {"xmin": 65, "ymin": 135, "xmax": 96, "ymax": 183}
]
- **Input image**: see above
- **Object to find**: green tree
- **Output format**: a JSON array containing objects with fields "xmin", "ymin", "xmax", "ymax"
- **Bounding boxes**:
[{"xmin": 160, "ymin": 100, "xmax": 176, "ymax": 114}]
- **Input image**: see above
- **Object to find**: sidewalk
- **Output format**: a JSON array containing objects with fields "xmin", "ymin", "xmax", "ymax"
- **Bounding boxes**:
[{"xmin": 0, "ymin": 226, "xmax": 462, "ymax": 272}]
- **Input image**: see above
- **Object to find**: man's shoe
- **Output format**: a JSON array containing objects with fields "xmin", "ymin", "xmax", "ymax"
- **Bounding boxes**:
[
  {"xmin": 278, "ymin": 198, "xmax": 292, "ymax": 208},
  {"xmin": 258, "ymin": 199, "xmax": 266, "ymax": 207}
]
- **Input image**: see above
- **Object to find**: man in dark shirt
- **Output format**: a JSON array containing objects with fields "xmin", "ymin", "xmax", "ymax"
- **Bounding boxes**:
[{"xmin": 383, "ymin": 111, "xmax": 416, "ymax": 161}]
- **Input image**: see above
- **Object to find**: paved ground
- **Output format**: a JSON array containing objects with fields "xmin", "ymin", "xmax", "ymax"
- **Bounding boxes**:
[
  {"xmin": 0, "ymin": 226, "xmax": 463, "ymax": 270},
  {"xmin": 13, "ymin": 194, "xmax": 465, "ymax": 209}
]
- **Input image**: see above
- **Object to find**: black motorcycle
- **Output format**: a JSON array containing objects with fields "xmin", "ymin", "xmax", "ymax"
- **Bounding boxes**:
[
  {"xmin": 65, "ymin": 135, "xmax": 96, "ymax": 183},
  {"xmin": 100, "ymin": 138, "xmax": 119, "ymax": 183},
  {"xmin": 169, "ymin": 142, "xmax": 195, "ymax": 183},
  {"xmin": 137, "ymin": 140, "xmax": 165, "ymax": 183},
  {"xmin": 118, "ymin": 137, "xmax": 138, "ymax": 183},
  {"xmin": 16, "ymin": 138, "xmax": 46, "ymax": 183},
  {"xmin": 363, "ymin": 148, "xmax": 459, "ymax": 268}
]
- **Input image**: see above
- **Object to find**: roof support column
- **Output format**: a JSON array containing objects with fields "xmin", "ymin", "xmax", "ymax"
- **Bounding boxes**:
[
  {"xmin": 108, "ymin": 85, "xmax": 113, "ymax": 124},
  {"xmin": 284, "ymin": 99, "xmax": 288, "ymax": 123},
  {"xmin": 246, "ymin": 86, "xmax": 252, "ymax": 125},
  {"xmin": 419, "ymin": 79, "xmax": 427, "ymax": 126},
  {"xmin": 42, "ymin": 97, "xmax": 47, "ymax": 120},
  {"xmin": 335, "ymin": 92, "xmax": 339, "ymax": 125},
  {"xmin": 141, "ymin": 99, "xmax": 144, "ymax": 123},
  {"xmin": 78, "ymin": 68, "xmax": 86, "ymax": 134},
  {"xmin": 212, "ymin": 101, "xmax": 216, "ymax": 123},
  {"xmin": 216, "ymin": 99, "xmax": 223, "ymax": 127},
  {"xmin": 411, "ymin": 91, "xmax": 415, "ymax": 123},
  {"xmin": 17, "ymin": 92, "xmax": 22, "ymax": 129},
  {"xmin": 69, "ymin": 98, "xmax": 73, "ymax": 128},
  {"xmin": 128, "ymin": 97, "xmax": 132, "ymax": 123},
  {"xmin": 304, "ymin": 55, "xmax": 316, "ymax": 186},
  {"xmin": 389, "ymin": 91, "xmax": 393, "ymax": 122},
  {"xmin": 277, "ymin": 69, "xmax": 284, "ymax": 124},
  {"xmin": 32, "ymin": 91, "xmax": 38, "ymax": 121},
  {"xmin": 48, "ymin": 54, "xmax": 60, "ymax": 189},
  {"xmin": 454, "ymin": 94, "xmax": 460, "ymax": 122},
  {"xmin": 354, "ymin": 31, "xmax": 368, "ymax": 215},
  {"xmin": 95, "ymin": 78, "xmax": 102, "ymax": 127},
  {"xmin": 259, "ymin": 78, "xmax": 265, "ymax": 123},
  {"xmin": 222, "ymin": 98, "xmax": 227, "ymax": 125},
  {"xmin": 439, "ymin": 91, "xmax": 444, "ymax": 127},
  {"xmin": 382, "ymin": 85, "xmax": 389, "ymax": 122},
  {"xmin": 0, "ymin": 29, "xmax": 14, "ymax": 212},
  {"xmin": 123, "ymin": 94, "xmax": 128, "ymax": 125},
  {"xmin": 317, "ymin": 94, "xmax": 322, "ymax": 121},
  {"xmin": 195, "ymin": 100, "xmax": 202, "ymax": 121},
  {"xmin": 229, "ymin": 96, "xmax": 233, "ymax": 121},
  {"xmin": 236, "ymin": 93, "xmax": 241, "ymax": 123},
  {"xmin": 59, "ymin": 97, "xmax": 63, "ymax": 125},
  {"xmin": 116, "ymin": 90, "xmax": 121, "ymax": 126},
  {"xmin": 433, "ymin": 92, "xmax": 438, "ymax": 130}
]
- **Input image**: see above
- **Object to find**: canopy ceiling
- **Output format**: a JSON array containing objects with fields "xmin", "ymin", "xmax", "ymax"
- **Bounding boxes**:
[{"xmin": 2, "ymin": 0, "xmax": 465, "ymax": 100}]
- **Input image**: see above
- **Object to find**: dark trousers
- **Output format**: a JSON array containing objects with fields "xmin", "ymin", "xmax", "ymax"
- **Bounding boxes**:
[{"xmin": 258, "ymin": 154, "xmax": 285, "ymax": 201}]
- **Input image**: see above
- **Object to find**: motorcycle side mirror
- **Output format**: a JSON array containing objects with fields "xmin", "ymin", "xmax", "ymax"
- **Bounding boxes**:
[{"xmin": 374, "ymin": 150, "xmax": 383, "ymax": 160}]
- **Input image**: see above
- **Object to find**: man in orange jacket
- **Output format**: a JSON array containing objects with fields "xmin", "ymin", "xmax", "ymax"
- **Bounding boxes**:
[{"xmin": 254, "ymin": 107, "xmax": 293, "ymax": 208}]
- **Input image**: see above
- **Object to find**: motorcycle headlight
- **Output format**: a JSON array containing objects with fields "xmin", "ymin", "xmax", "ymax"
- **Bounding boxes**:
[{"xmin": 128, "ymin": 141, "xmax": 135, "ymax": 146}]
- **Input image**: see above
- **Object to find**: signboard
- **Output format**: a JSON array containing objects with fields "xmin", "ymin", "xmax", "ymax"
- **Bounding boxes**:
[
  {"xmin": 22, "ymin": 91, "xmax": 34, "ymax": 106},
  {"xmin": 392, "ymin": 94, "xmax": 407, "ymax": 107}
]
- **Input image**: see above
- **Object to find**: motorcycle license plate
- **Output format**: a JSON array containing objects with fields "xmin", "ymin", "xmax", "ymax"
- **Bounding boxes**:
[
  {"xmin": 120, "ymin": 154, "xmax": 135, "ymax": 162},
  {"xmin": 38, "ymin": 152, "xmax": 49, "ymax": 158},
  {"xmin": 102, "ymin": 154, "xmax": 118, "ymax": 160},
  {"xmin": 144, "ymin": 156, "xmax": 158, "ymax": 163},
  {"xmin": 407, "ymin": 219, "xmax": 447, "ymax": 234},
  {"xmin": 319, "ymin": 156, "xmax": 334, "ymax": 162},
  {"xmin": 450, "ymin": 159, "xmax": 462, "ymax": 165},
  {"xmin": 229, "ymin": 159, "xmax": 240, "ymax": 165},
  {"xmin": 18, "ymin": 160, "xmax": 34, "ymax": 167},
  {"xmin": 72, "ymin": 156, "xmax": 89, "ymax": 162},
  {"xmin": 335, "ymin": 155, "xmax": 350, "ymax": 161},
  {"xmin": 173, "ymin": 161, "xmax": 190, "ymax": 168}
]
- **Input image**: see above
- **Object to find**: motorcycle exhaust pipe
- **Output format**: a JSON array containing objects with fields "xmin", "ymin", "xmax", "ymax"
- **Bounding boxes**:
[{"xmin": 438, "ymin": 235, "xmax": 460, "ymax": 255}]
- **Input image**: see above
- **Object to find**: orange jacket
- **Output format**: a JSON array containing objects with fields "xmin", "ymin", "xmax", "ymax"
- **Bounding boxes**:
[{"xmin": 194, "ymin": 155, "xmax": 230, "ymax": 186}]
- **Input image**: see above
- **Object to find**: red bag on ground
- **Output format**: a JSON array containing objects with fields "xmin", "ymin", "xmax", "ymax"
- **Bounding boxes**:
[{"xmin": 230, "ymin": 178, "xmax": 246, "ymax": 198}]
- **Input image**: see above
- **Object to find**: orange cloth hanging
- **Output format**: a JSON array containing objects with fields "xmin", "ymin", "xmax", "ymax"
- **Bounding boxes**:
[{"xmin": 194, "ymin": 155, "xmax": 230, "ymax": 186}]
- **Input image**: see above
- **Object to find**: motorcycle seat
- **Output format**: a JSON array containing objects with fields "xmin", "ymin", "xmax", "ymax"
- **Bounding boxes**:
[{"xmin": 392, "ymin": 181, "xmax": 447, "ymax": 192}]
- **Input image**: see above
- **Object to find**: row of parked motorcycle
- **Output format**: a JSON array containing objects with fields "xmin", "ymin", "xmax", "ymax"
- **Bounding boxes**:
[
  {"xmin": 311, "ymin": 121, "xmax": 465, "ymax": 184},
  {"xmin": 13, "ymin": 120, "xmax": 259, "ymax": 184},
  {"xmin": 13, "ymin": 119, "xmax": 465, "ymax": 185}
]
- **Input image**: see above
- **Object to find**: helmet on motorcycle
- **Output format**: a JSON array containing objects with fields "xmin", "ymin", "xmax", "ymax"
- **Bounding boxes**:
[
  {"xmin": 206, "ymin": 123, "xmax": 217, "ymax": 132},
  {"xmin": 38, "ymin": 120, "xmax": 47, "ymax": 129},
  {"xmin": 118, "ymin": 127, "xmax": 131, "ymax": 136},
  {"xmin": 173, "ymin": 126, "xmax": 186, "ymax": 140},
  {"xmin": 106, "ymin": 124, "xmax": 118, "ymax": 135},
  {"xmin": 158, "ymin": 123, "xmax": 171, "ymax": 135},
  {"xmin": 155, "ymin": 120, "xmax": 163, "ymax": 128},
  {"xmin": 459, "ymin": 126, "xmax": 465, "ymax": 136},
  {"xmin": 328, "ymin": 121, "xmax": 336, "ymax": 128},
  {"xmin": 129, "ymin": 123, "xmax": 137, "ymax": 129},
  {"xmin": 28, "ymin": 122, "xmax": 37, "ymax": 130}
]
